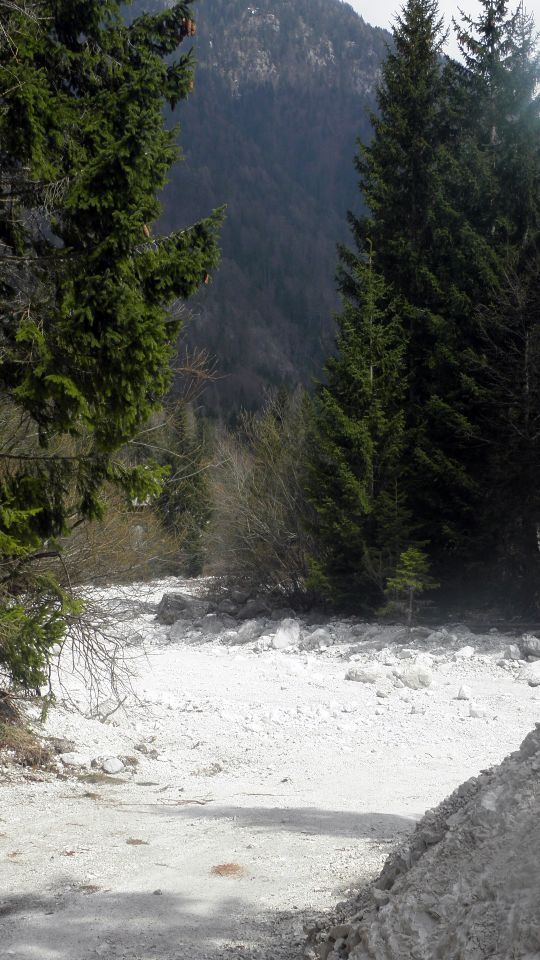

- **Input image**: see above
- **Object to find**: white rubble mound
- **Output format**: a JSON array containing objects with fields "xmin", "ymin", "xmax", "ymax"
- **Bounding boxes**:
[{"xmin": 312, "ymin": 723, "xmax": 540, "ymax": 960}]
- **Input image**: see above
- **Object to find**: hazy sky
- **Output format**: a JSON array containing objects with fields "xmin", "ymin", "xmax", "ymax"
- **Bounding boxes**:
[{"xmin": 346, "ymin": 0, "xmax": 540, "ymax": 58}]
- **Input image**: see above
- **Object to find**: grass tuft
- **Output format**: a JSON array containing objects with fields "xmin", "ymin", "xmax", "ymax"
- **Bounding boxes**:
[{"xmin": 0, "ymin": 719, "xmax": 53, "ymax": 768}]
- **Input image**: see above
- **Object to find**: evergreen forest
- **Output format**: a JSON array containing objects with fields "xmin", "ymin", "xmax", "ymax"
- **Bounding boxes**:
[{"xmin": 307, "ymin": 0, "xmax": 540, "ymax": 615}]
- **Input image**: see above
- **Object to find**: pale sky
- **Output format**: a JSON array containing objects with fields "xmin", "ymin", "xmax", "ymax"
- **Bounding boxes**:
[{"xmin": 347, "ymin": 0, "xmax": 540, "ymax": 58}]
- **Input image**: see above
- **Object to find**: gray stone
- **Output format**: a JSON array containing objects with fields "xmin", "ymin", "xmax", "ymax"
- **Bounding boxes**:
[
  {"xmin": 237, "ymin": 597, "xmax": 271, "ymax": 619},
  {"xmin": 233, "ymin": 618, "xmax": 265, "ymax": 644},
  {"xmin": 156, "ymin": 592, "xmax": 211, "ymax": 625},
  {"xmin": 216, "ymin": 598, "xmax": 239, "ymax": 617},
  {"xmin": 523, "ymin": 660, "xmax": 540, "ymax": 687},
  {"xmin": 269, "ymin": 607, "xmax": 297, "ymax": 621},
  {"xmin": 168, "ymin": 619, "xmax": 194, "ymax": 642},
  {"xmin": 397, "ymin": 662, "xmax": 433, "ymax": 690},
  {"xmin": 453, "ymin": 645, "xmax": 475, "ymax": 659},
  {"xmin": 456, "ymin": 685, "xmax": 472, "ymax": 700},
  {"xmin": 425, "ymin": 629, "xmax": 449, "ymax": 645},
  {"xmin": 102, "ymin": 757, "xmax": 125, "ymax": 774},
  {"xmin": 345, "ymin": 666, "xmax": 380, "ymax": 684},
  {"xmin": 503, "ymin": 644, "xmax": 522, "ymax": 661},
  {"xmin": 230, "ymin": 587, "xmax": 251, "ymax": 604},
  {"xmin": 199, "ymin": 614, "xmax": 228, "ymax": 635},
  {"xmin": 469, "ymin": 702, "xmax": 487, "ymax": 718},
  {"xmin": 301, "ymin": 628, "xmax": 332, "ymax": 650},
  {"xmin": 271, "ymin": 618, "xmax": 301, "ymax": 649},
  {"xmin": 520, "ymin": 634, "xmax": 540, "ymax": 658},
  {"xmin": 59, "ymin": 752, "xmax": 91, "ymax": 769}
]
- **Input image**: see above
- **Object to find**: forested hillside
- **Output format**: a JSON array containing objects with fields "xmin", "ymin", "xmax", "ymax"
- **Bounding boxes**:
[{"xmin": 134, "ymin": 0, "xmax": 390, "ymax": 416}]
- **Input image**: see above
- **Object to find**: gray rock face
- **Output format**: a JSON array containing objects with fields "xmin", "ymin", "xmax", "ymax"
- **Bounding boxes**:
[{"xmin": 156, "ymin": 592, "xmax": 211, "ymax": 624}]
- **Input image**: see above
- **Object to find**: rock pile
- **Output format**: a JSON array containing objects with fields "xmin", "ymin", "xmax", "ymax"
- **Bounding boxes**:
[{"xmin": 306, "ymin": 723, "xmax": 540, "ymax": 960}]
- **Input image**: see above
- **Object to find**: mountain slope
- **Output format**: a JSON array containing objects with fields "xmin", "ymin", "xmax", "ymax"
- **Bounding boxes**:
[{"xmin": 140, "ymin": 0, "xmax": 390, "ymax": 416}]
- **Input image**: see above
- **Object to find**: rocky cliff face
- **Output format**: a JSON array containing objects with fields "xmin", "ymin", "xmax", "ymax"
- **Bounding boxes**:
[
  {"xmin": 197, "ymin": 0, "xmax": 384, "ymax": 96},
  {"xmin": 135, "ymin": 0, "xmax": 390, "ymax": 417}
]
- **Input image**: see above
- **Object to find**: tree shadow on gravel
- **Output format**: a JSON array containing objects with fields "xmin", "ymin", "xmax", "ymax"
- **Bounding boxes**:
[
  {"xmin": 0, "ymin": 888, "xmax": 309, "ymax": 960},
  {"xmin": 150, "ymin": 804, "xmax": 416, "ymax": 839}
]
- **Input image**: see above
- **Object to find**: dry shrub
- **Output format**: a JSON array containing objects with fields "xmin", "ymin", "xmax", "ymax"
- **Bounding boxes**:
[
  {"xmin": 56, "ymin": 489, "xmax": 182, "ymax": 586},
  {"xmin": 0, "ymin": 719, "xmax": 52, "ymax": 768},
  {"xmin": 204, "ymin": 391, "xmax": 315, "ymax": 600}
]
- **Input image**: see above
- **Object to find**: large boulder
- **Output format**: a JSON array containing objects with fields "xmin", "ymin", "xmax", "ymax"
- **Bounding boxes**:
[
  {"xmin": 395, "ymin": 660, "xmax": 433, "ymax": 690},
  {"xmin": 271, "ymin": 618, "xmax": 301, "ymax": 649},
  {"xmin": 237, "ymin": 596, "xmax": 272, "ymax": 620},
  {"xmin": 226, "ymin": 618, "xmax": 267, "ymax": 644},
  {"xmin": 156, "ymin": 592, "xmax": 211, "ymax": 625}
]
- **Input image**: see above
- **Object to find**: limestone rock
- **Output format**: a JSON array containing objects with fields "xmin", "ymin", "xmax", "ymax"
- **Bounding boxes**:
[
  {"xmin": 237, "ymin": 596, "xmax": 271, "ymax": 619},
  {"xmin": 169, "ymin": 619, "xmax": 195, "ymax": 642},
  {"xmin": 503, "ymin": 643, "xmax": 522, "ymax": 661},
  {"xmin": 397, "ymin": 662, "xmax": 433, "ymax": 690},
  {"xmin": 522, "ymin": 660, "xmax": 540, "ymax": 687},
  {"xmin": 156, "ymin": 592, "xmax": 211, "ymax": 625},
  {"xmin": 469, "ymin": 702, "xmax": 487, "ymax": 718},
  {"xmin": 59, "ymin": 752, "xmax": 91, "ymax": 769},
  {"xmin": 216, "ymin": 597, "xmax": 239, "ymax": 617},
  {"xmin": 453, "ymin": 645, "xmax": 475, "ymax": 660},
  {"xmin": 271, "ymin": 618, "xmax": 301, "ymax": 649},
  {"xmin": 102, "ymin": 757, "xmax": 125, "ymax": 774},
  {"xmin": 235, "ymin": 618, "xmax": 266, "ymax": 644},
  {"xmin": 301, "ymin": 628, "xmax": 332, "ymax": 651},
  {"xmin": 520, "ymin": 634, "xmax": 540, "ymax": 659},
  {"xmin": 345, "ymin": 667, "xmax": 380, "ymax": 684}
]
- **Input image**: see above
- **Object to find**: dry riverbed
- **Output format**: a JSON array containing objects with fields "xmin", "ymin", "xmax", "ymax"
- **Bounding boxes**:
[{"xmin": 1, "ymin": 579, "xmax": 539, "ymax": 959}]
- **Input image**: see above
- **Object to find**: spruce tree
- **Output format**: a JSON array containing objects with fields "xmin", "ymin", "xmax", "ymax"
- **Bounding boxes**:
[
  {"xmin": 452, "ymin": 1, "xmax": 540, "ymax": 606},
  {"xmin": 0, "ymin": 1, "xmax": 221, "ymax": 687},
  {"xmin": 489, "ymin": 8, "xmax": 540, "ymax": 603},
  {"xmin": 454, "ymin": 0, "xmax": 540, "ymax": 255},
  {"xmin": 306, "ymin": 249, "xmax": 408, "ymax": 609},
  {"xmin": 350, "ymin": 0, "xmax": 492, "ymax": 572}
]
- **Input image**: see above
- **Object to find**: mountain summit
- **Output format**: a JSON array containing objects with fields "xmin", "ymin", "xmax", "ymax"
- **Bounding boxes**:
[{"xmin": 140, "ymin": 0, "xmax": 390, "ymax": 416}]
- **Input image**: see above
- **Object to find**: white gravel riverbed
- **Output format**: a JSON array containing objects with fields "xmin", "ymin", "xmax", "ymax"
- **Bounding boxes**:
[{"xmin": 1, "ymin": 578, "xmax": 538, "ymax": 959}]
